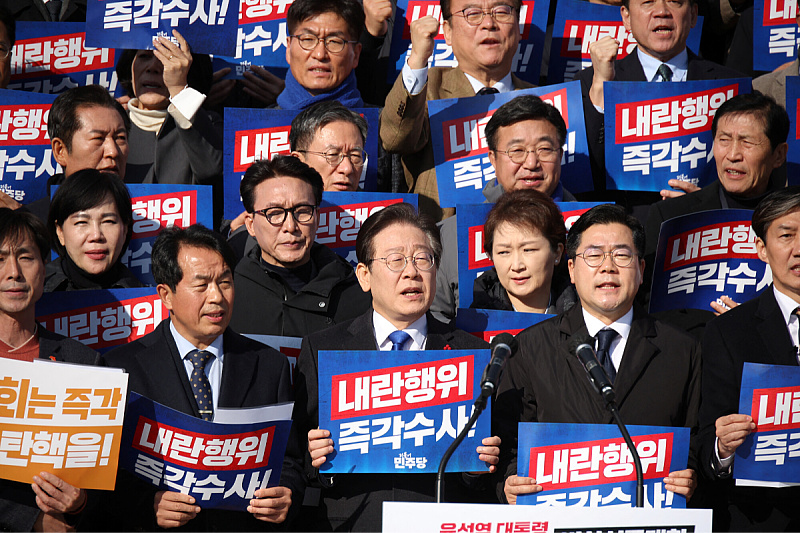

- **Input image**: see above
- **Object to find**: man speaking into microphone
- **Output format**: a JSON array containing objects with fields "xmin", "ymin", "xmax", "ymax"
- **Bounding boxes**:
[{"xmin": 493, "ymin": 204, "xmax": 701, "ymax": 504}]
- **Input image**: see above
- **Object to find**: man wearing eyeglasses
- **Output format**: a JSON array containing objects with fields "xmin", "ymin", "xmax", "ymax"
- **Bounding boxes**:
[
  {"xmin": 0, "ymin": 7, "xmax": 13, "ymax": 89},
  {"xmin": 290, "ymin": 100, "xmax": 368, "ymax": 192},
  {"xmin": 494, "ymin": 204, "xmax": 701, "ymax": 505},
  {"xmin": 380, "ymin": 0, "xmax": 532, "ymax": 222},
  {"xmin": 229, "ymin": 155, "xmax": 371, "ymax": 338},
  {"xmin": 294, "ymin": 202, "xmax": 496, "ymax": 531}
]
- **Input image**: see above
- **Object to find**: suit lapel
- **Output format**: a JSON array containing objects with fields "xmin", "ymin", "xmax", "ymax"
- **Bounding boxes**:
[
  {"xmin": 558, "ymin": 306, "xmax": 608, "ymax": 412},
  {"xmin": 426, "ymin": 314, "xmax": 457, "ymax": 350},
  {"xmin": 618, "ymin": 51, "xmax": 648, "ymax": 81},
  {"xmin": 755, "ymin": 289, "xmax": 799, "ymax": 366},
  {"xmin": 614, "ymin": 308, "xmax": 660, "ymax": 407},
  {"xmin": 346, "ymin": 311, "xmax": 381, "ymax": 350},
  {"xmin": 441, "ymin": 68, "xmax": 476, "ymax": 99},
  {"xmin": 217, "ymin": 330, "xmax": 257, "ymax": 408}
]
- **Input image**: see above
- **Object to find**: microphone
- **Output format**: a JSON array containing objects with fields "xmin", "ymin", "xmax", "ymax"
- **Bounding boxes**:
[
  {"xmin": 481, "ymin": 332, "xmax": 517, "ymax": 397},
  {"xmin": 572, "ymin": 336, "xmax": 615, "ymax": 405}
]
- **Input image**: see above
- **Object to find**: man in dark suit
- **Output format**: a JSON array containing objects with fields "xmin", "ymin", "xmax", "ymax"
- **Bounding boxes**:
[
  {"xmin": 294, "ymin": 203, "xmax": 498, "ymax": 531},
  {"xmin": 698, "ymin": 188, "xmax": 800, "ymax": 531},
  {"xmin": 102, "ymin": 225, "xmax": 302, "ymax": 531},
  {"xmin": 380, "ymin": 0, "xmax": 533, "ymax": 221},
  {"xmin": 576, "ymin": 0, "xmax": 742, "ymax": 194},
  {"xmin": 0, "ymin": 209, "xmax": 99, "ymax": 532},
  {"xmin": 496, "ymin": 204, "xmax": 700, "ymax": 504}
]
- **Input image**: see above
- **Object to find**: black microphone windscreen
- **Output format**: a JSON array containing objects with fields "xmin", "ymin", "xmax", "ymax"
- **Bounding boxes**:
[{"xmin": 491, "ymin": 332, "xmax": 517, "ymax": 353}]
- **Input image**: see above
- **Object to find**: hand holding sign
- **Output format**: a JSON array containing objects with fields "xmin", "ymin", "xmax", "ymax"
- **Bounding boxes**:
[
  {"xmin": 588, "ymin": 36, "xmax": 619, "ymax": 109},
  {"xmin": 716, "ymin": 413, "xmax": 756, "ymax": 459},
  {"xmin": 663, "ymin": 468, "xmax": 697, "ymax": 501},
  {"xmin": 503, "ymin": 475, "xmax": 543, "ymax": 505},
  {"xmin": 475, "ymin": 435, "xmax": 501, "ymax": 473},
  {"xmin": 308, "ymin": 428, "xmax": 335, "ymax": 468},
  {"xmin": 153, "ymin": 30, "xmax": 193, "ymax": 100},
  {"xmin": 154, "ymin": 491, "xmax": 200, "ymax": 529},
  {"xmin": 660, "ymin": 179, "xmax": 702, "ymax": 200},
  {"xmin": 242, "ymin": 66, "xmax": 285, "ymax": 106},
  {"xmin": 408, "ymin": 16, "xmax": 440, "ymax": 69},
  {"xmin": 32, "ymin": 471, "xmax": 86, "ymax": 515},
  {"xmin": 248, "ymin": 487, "xmax": 293, "ymax": 523}
]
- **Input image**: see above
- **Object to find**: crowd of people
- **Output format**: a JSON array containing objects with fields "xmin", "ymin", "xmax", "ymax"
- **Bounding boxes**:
[{"xmin": 1, "ymin": 0, "xmax": 799, "ymax": 530}]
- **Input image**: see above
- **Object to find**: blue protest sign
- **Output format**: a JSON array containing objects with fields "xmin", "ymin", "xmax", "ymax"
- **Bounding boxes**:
[
  {"xmin": 36, "ymin": 288, "xmax": 167, "ymax": 353},
  {"xmin": 605, "ymin": 78, "xmax": 751, "ymax": 192},
  {"xmin": 223, "ymin": 107, "xmax": 380, "ymax": 219},
  {"xmin": 0, "ymin": 89, "xmax": 57, "ymax": 205},
  {"xmin": 735, "ymin": 362, "xmax": 800, "ymax": 483},
  {"xmin": 753, "ymin": 0, "xmax": 799, "ymax": 73},
  {"xmin": 649, "ymin": 210, "xmax": 771, "ymax": 314},
  {"xmin": 455, "ymin": 308, "xmax": 553, "ymax": 342},
  {"xmin": 120, "ymin": 392, "xmax": 292, "ymax": 511},
  {"xmin": 518, "ymin": 423, "xmax": 690, "ymax": 508},
  {"xmin": 430, "ymin": 83, "xmax": 592, "ymax": 206},
  {"xmin": 388, "ymin": 0, "xmax": 548, "ymax": 86},
  {"xmin": 317, "ymin": 349, "xmax": 491, "ymax": 473},
  {"xmin": 785, "ymin": 77, "xmax": 800, "ymax": 186},
  {"xmin": 9, "ymin": 22, "xmax": 122, "ymax": 96},
  {"xmin": 85, "ymin": 0, "xmax": 239, "ymax": 56},
  {"xmin": 548, "ymin": 0, "xmax": 703, "ymax": 84},
  {"xmin": 317, "ymin": 192, "xmax": 418, "ymax": 266},
  {"xmin": 123, "ymin": 184, "xmax": 214, "ymax": 285}
]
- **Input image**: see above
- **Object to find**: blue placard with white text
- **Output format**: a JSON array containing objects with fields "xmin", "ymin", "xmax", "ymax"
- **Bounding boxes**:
[
  {"xmin": 387, "ymin": 0, "xmax": 548, "ymax": 86},
  {"xmin": 753, "ymin": 0, "xmax": 799, "ymax": 73},
  {"xmin": 223, "ymin": 107, "xmax": 380, "ymax": 219},
  {"xmin": 604, "ymin": 78, "xmax": 751, "ymax": 192},
  {"xmin": 518, "ymin": 423, "xmax": 690, "ymax": 508},
  {"xmin": 548, "ymin": 0, "xmax": 703, "ymax": 84},
  {"xmin": 735, "ymin": 362, "xmax": 800, "ymax": 483},
  {"xmin": 85, "ymin": 0, "xmax": 239, "ymax": 56},
  {"xmin": 784, "ymin": 77, "xmax": 800, "ymax": 186},
  {"xmin": 317, "ymin": 349, "xmax": 491, "ymax": 473},
  {"xmin": 455, "ymin": 308, "xmax": 553, "ymax": 342},
  {"xmin": 120, "ymin": 392, "xmax": 292, "ymax": 511},
  {"xmin": 430, "ymin": 83, "xmax": 592, "ymax": 207},
  {"xmin": 649, "ymin": 209, "xmax": 771, "ymax": 314}
]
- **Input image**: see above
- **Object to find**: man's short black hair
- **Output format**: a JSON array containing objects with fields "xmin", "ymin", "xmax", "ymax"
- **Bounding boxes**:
[
  {"xmin": 240, "ymin": 155, "xmax": 324, "ymax": 213},
  {"xmin": 47, "ymin": 85, "xmax": 130, "ymax": 152},
  {"xmin": 152, "ymin": 224, "xmax": 237, "ymax": 291},
  {"xmin": 356, "ymin": 203, "xmax": 442, "ymax": 267},
  {"xmin": 116, "ymin": 50, "xmax": 214, "ymax": 98},
  {"xmin": 441, "ymin": 0, "xmax": 522, "ymax": 19},
  {"xmin": 566, "ymin": 204, "xmax": 646, "ymax": 258},
  {"xmin": 48, "ymin": 169, "xmax": 133, "ymax": 258},
  {"xmin": 712, "ymin": 92, "xmax": 790, "ymax": 151},
  {"xmin": 290, "ymin": 100, "xmax": 368, "ymax": 152},
  {"xmin": 0, "ymin": 7, "xmax": 16, "ymax": 47},
  {"xmin": 485, "ymin": 95, "xmax": 567, "ymax": 151},
  {"xmin": 0, "ymin": 208, "xmax": 49, "ymax": 262},
  {"xmin": 752, "ymin": 186, "xmax": 800, "ymax": 242},
  {"xmin": 287, "ymin": 0, "xmax": 365, "ymax": 41}
]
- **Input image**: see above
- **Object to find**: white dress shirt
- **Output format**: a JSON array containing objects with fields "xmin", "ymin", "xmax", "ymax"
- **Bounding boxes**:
[
  {"xmin": 373, "ymin": 311, "xmax": 428, "ymax": 351},
  {"xmin": 400, "ymin": 57, "xmax": 513, "ymax": 95},
  {"xmin": 581, "ymin": 307, "xmax": 634, "ymax": 371},
  {"xmin": 170, "ymin": 321, "xmax": 224, "ymax": 413}
]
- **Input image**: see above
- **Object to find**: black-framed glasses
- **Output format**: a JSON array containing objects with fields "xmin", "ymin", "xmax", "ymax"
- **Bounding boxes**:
[
  {"xmin": 451, "ymin": 5, "xmax": 516, "ymax": 25},
  {"xmin": 296, "ymin": 149, "xmax": 367, "ymax": 168},
  {"xmin": 290, "ymin": 33, "xmax": 357, "ymax": 53},
  {"xmin": 368, "ymin": 252, "xmax": 436, "ymax": 272},
  {"xmin": 574, "ymin": 248, "xmax": 637, "ymax": 268},
  {"xmin": 253, "ymin": 205, "xmax": 317, "ymax": 226},
  {"xmin": 496, "ymin": 145, "xmax": 561, "ymax": 164}
]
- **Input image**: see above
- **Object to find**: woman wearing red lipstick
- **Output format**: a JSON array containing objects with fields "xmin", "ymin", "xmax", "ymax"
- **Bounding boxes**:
[
  {"xmin": 471, "ymin": 189, "xmax": 576, "ymax": 314},
  {"xmin": 44, "ymin": 169, "xmax": 143, "ymax": 291}
]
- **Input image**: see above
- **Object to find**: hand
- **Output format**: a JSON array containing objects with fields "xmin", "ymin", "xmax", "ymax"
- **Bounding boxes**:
[
  {"xmin": 472, "ymin": 435, "xmax": 500, "ymax": 473},
  {"xmin": 408, "ymin": 16, "xmax": 439, "ymax": 69},
  {"xmin": 0, "ymin": 191, "xmax": 21, "ymax": 210},
  {"xmin": 663, "ymin": 468, "xmax": 697, "ymax": 501},
  {"xmin": 116, "ymin": 94, "xmax": 132, "ymax": 111},
  {"xmin": 242, "ymin": 65, "xmax": 285, "ymax": 106},
  {"xmin": 660, "ymin": 179, "xmax": 701, "ymax": 200},
  {"xmin": 32, "ymin": 472, "xmax": 86, "ymax": 514},
  {"xmin": 364, "ymin": 0, "xmax": 393, "ymax": 37},
  {"xmin": 33, "ymin": 512, "xmax": 74, "ymax": 532},
  {"xmin": 205, "ymin": 67, "xmax": 236, "ymax": 108},
  {"xmin": 153, "ymin": 29, "xmax": 193, "ymax": 98},
  {"xmin": 154, "ymin": 490, "xmax": 200, "ymax": 529},
  {"xmin": 716, "ymin": 413, "xmax": 756, "ymax": 459},
  {"xmin": 230, "ymin": 210, "xmax": 248, "ymax": 232},
  {"xmin": 588, "ymin": 36, "xmax": 619, "ymax": 109},
  {"xmin": 308, "ymin": 428, "xmax": 334, "ymax": 468},
  {"xmin": 503, "ymin": 475, "xmax": 542, "ymax": 505},
  {"xmin": 247, "ymin": 486, "xmax": 292, "ymax": 523},
  {"xmin": 710, "ymin": 295, "xmax": 739, "ymax": 316}
]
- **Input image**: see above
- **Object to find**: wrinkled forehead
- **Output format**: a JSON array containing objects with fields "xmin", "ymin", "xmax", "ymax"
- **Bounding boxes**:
[
  {"xmin": 0, "ymin": 230, "xmax": 42, "ymax": 258},
  {"xmin": 715, "ymin": 111, "xmax": 768, "ymax": 138}
]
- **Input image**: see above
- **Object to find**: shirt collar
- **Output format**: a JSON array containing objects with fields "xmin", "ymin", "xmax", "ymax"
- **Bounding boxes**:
[
  {"xmin": 373, "ymin": 310, "xmax": 428, "ymax": 349},
  {"xmin": 463, "ymin": 71, "xmax": 513, "ymax": 94},
  {"xmin": 772, "ymin": 285, "xmax": 800, "ymax": 328},
  {"xmin": 637, "ymin": 47, "xmax": 689, "ymax": 82},
  {"xmin": 170, "ymin": 320, "xmax": 224, "ymax": 363},
  {"xmin": 582, "ymin": 306, "xmax": 634, "ymax": 340}
]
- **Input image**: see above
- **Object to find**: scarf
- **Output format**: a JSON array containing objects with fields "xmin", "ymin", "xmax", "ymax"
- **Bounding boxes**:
[
  {"xmin": 276, "ymin": 70, "xmax": 364, "ymax": 110},
  {"xmin": 128, "ymin": 99, "xmax": 167, "ymax": 133},
  {"xmin": 60, "ymin": 254, "xmax": 128, "ymax": 290}
]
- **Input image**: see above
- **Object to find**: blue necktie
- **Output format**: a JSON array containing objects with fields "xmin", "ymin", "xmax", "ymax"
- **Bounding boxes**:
[
  {"xmin": 596, "ymin": 329, "xmax": 618, "ymax": 383},
  {"xmin": 188, "ymin": 350, "xmax": 214, "ymax": 421},
  {"xmin": 388, "ymin": 330, "xmax": 411, "ymax": 351}
]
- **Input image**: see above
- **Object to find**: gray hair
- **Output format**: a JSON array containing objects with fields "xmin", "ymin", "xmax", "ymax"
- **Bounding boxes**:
[{"xmin": 290, "ymin": 100, "xmax": 368, "ymax": 151}]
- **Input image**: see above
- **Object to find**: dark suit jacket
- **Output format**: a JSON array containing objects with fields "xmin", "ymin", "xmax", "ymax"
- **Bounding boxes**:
[
  {"xmin": 576, "ymin": 48, "xmax": 743, "ymax": 191},
  {"xmin": 494, "ymin": 304, "xmax": 701, "ymax": 501},
  {"xmin": 0, "ymin": 0, "xmax": 86, "ymax": 21},
  {"xmin": 293, "ymin": 310, "xmax": 490, "ymax": 531},
  {"xmin": 0, "ymin": 327, "xmax": 98, "ymax": 533},
  {"xmin": 100, "ymin": 320, "xmax": 302, "ymax": 532},
  {"xmin": 699, "ymin": 288, "xmax": 800, "ymax": 531},
  {"xmin": 380, "ymin": 67, "xmax": 534, "ymax": 221}
]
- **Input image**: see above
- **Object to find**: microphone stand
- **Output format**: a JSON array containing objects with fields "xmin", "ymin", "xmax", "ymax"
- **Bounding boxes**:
[{"xmin": 606, "ymin": 399, "xmax": 644, "ymax": 508}]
